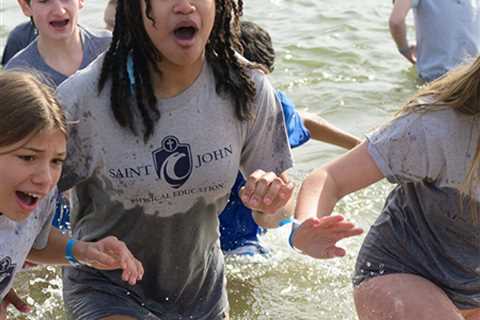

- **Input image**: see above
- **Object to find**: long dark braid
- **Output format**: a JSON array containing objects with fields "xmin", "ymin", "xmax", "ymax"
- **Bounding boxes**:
[
  {"xmin": 207, "ymin": 0, "xmax": 256, "ymax": 121},
  {"xmin": 98, "ymin": 0, "xmax": 256, "ymax": 140}
]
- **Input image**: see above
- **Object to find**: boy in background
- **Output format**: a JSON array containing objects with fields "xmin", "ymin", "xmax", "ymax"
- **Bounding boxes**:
[{"xmin": 4, "ymin": 0, "xmax": 110, "ymax": 87}]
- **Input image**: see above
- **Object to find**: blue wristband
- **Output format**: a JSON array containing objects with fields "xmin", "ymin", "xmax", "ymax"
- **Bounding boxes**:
[
  {"xmin": 278, "ymin": 217, "xmax": 295, "ymax": 227},
  {"xmin": 288, "ymin": 220, "xmax": 302, "ymax": 252},
  {"xmin": 65, "ymin": 239, "xmax": 82, "ymax": 268}
]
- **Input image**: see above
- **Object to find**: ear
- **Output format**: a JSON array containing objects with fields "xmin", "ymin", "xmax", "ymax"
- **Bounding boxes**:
[
  {"xmin": 78, "ymin": 0, "xmax": 86, "ymax": 10},
  {"xmin": 17, "ymin": 0, "xmax": 33, "ymax": 17}
]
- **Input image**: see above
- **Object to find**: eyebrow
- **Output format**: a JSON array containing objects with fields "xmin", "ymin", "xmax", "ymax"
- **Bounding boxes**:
[{"xmin": 22, "ymin": 147, "xmax": 67, "ymax": 157}]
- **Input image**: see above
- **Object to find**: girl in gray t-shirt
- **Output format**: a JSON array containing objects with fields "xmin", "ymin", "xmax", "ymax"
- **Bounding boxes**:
[
  {"xmin": 292, "ymin": 58, "xmax": 480, "ymax": 319},
  {"xmin": 56, "ymin": 0, "xmax": 294, "ymax": 319},
  {"xmin": 0, "ymin": 71, "xmax": 143, "ymax": 317}
]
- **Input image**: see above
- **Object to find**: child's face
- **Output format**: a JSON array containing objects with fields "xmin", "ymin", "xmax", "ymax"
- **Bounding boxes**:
[
  {"xmin": 141, "ymin": 0, "xmax": 215, "ymax": 67},
  {"xmin": 18, "ymin": 0, "xmax": 85, "ymax": 42},
  {"xmin": 0, "ymin": 128, "xmax": 66, "ymax": 222}
]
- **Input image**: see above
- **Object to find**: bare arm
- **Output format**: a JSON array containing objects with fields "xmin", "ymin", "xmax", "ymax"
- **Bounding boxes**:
[
  {"xmin": 290, "ymin": 141, "xmax": 383, "ymax": 258},
  {"xmin": 389, "ymin": 0, "xmax": 416, "ymax": 64},
  {"xmin": 295, "ymin": 141, "xmax": 384, "ymax": 220},
  {"xmin": 28, "ymin": 229, "xmax": 143, "ymax": 285},
  {"xmin": 302, "ymin": 114, "xmax": 362, "ymax": 150}
]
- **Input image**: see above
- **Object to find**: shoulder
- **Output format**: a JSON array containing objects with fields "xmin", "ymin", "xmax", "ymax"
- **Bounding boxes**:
[
  {"xmin": 80, "ymin": 26, "xmax": 112, "ymax": 46},
  {"xmin": 8, "ymin": 21, "xmax": 36, "ymax": 39},
  {"xmin": 380, "ymin": 105, "xmax": 468, "ymax": 145},
  {"xmin": 245, "ymin": 67, "xmax": 274, "ymax": 102},
  {"xmin": 56, "ymin": 54, "xmax": 106, "ymax": 112},
  {"xmin": 4, "ymin": 40, "xmax": 38, "ymax": 70}
]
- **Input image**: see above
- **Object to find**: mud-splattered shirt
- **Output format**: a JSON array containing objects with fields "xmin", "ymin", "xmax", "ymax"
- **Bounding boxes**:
[
  {"xmin": 56, "ymin": 55, "xmax": 293, "ymax": 319},
  {"xmin": 0, "ymin": 189, "xmax": 55, "ymax": 300},
  {"xmin": 357, "ymin": 107, "xmax": 480, "ymax": 308}
]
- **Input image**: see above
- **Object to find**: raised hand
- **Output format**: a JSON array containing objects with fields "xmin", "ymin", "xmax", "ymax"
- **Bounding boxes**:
[
  {"xmin": 240, "ymin": 169, "xmax": 294, "ymax": 214},
  {"xmin": 75, "ymin": 236, "xmax": 144, "ymax": 285},
  {"xmin": 291, "ymin": 216, "xmax": 363, "ymax": 259}
]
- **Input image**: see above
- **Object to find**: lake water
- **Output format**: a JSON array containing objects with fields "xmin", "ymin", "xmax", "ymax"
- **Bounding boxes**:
[{"xmin": 0, "ymin": 0, "xmax": 419, "ymax": 319}]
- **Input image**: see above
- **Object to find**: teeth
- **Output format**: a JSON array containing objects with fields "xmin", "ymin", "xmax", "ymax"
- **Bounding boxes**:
[{"xmin": 26, "ymin": 192, "xmax": 39, "ymax": 198}]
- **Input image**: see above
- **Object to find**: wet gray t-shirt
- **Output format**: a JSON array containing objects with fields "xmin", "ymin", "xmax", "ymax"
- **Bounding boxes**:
[
  {"xmin": 5, "ymin": 26, "xmax": 111, "ymax": 87},
  {"xmin": 355, "ymin": 107, "xmax": 480, "ymax": 308},
  {"xmin": 0, "ymin": 190, "xmax": 55, "ymax": 299},
  {"xmin": 57, "ymin": 56, "xmax": 293, "ymax": 319}
]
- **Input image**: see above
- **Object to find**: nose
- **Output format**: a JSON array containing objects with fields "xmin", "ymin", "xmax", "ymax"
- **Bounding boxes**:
[
  {"xmin": 31, "ymin": 162, "xmax": 56, "ymax": 192},
  {"xmin": 51, "ymin": 0, "xmax": 67, "ymax": 16},
  {"xmin": 173, "ymin": 0, "xmax": 196, "ymax": 14}
]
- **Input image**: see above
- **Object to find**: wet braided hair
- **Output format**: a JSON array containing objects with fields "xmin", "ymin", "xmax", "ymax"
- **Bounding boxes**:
[{"xmin": 98, "ymin": 0, "xmax": 256, "ymax": 141}]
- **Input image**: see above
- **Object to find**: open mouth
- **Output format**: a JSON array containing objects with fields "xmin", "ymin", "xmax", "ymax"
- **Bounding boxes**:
[
  {"xmin": 16, "ymin": 191, "xmax": 40, "ymax": 208},
  {"xmin": 174, "ymin": 26, "xmax": 198, "ymax": 41},
  {"xmin": 50, "ymin": 19, "xmax": 70, "ymax": 28}
]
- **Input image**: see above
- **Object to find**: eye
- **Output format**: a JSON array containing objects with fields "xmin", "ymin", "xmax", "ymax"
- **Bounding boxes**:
[
  {"xmin": 52, "ymin": 158, "xmax": 65, "ymax": 166},
  {"xmin": 18, "ymin": 155, "xmax": 36, "ymax": 162}
]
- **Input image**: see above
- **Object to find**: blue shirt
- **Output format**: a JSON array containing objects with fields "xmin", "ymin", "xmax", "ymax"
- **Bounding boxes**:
[{"xmin": 219, "ymin": 90, "xmax": 310, "ymax": 252}]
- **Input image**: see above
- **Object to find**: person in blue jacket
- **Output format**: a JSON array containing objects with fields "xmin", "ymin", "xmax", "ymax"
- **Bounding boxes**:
[{"xmin": 219, "ymin": 21, "xmax": 362, "ymax": 256}]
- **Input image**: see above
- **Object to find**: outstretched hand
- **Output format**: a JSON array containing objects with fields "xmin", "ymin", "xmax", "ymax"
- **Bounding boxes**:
[
  {"xmin": 292, "ymin": 216, "xmax": 363, "ymax": 259},
  {"xmin": 76, "ymin": 236, "xmax": 144, "ymax": 285},
  {"xmin": 240, "ymin": 170, "xmax": 294, "ymax": 214},
  {"xmin": 0, "ymin": 288, "xmax": 31, "ymax": 320}
]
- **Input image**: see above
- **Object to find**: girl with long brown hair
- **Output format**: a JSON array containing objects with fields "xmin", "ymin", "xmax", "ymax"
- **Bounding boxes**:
[
  {"xmin": 291, "ymin": 57, "xmax": 480, "ymax": 320},
  {"xmin": 0, "ymin": 70, "xmax": 143, "ymax": 318}
]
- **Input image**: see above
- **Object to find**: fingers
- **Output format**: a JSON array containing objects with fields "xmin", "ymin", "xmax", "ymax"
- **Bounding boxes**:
[
  {"xmin": 97, "ymin": 237, "xmax": 144, "ymax": 285},
  {"xmin": 315, "ymin": 215, "xmax": 344, "ymax": 228},
  {"xmin": 325, "ymin": 246, "xmax": 346, "ymax": 258},
  {"xmin": 240, "ymin": 169, "xmax": 265, "ymax": 205},
  {"xmin": 242, "ymin": 170, "xmax": 276, "ymax": 207},
  {"xmin": 294, "ymin": 216, "xmax": 362, "ymax": 259},
  {"xmin": 334, "ymin": 228, "xmax": 364, "ymax": 240},
  {"xmin": 4, "ymin": 289, "xmax": 31, "ymax": 313},
  {"xmin": 240, "ymin": 170, "xmax": 293, "ymax": 212}
]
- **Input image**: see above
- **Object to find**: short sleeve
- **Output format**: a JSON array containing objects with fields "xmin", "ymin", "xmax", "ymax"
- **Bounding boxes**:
[
  {"xmin": 56, "ymin": 77, "xmax": 98, "ymax": 192},
  {"xmin": 276, "ymin": 91, "xmax": 311, "ymax": 148},
  {"xmin": 240, "ymin": 71, "xmax": 293, "ymax": 176},
  {"xmin": 32, "ymin": 191, "xmax": 56, "ymax": 250},
  {"xmin": 367, "ymin": 112, "xmax": 445, "ymax": 184}
]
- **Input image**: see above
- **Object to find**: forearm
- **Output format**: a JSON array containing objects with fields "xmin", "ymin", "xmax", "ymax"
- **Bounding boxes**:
[
  {"xmin": 389, "ymin": 20, "xmax": 409, "ymax": 51},
  {"xmin": 389, "ymin": 0, "xmax": 411, "ymax": 51},
  {"xmin": 295, "ymin": 142, "xmax": 384, "ymax": 221},
  {"xmin": 28, "ymin": 229, "xmax": 84, "ymax": 265},
  {"xmin": 304, "ymin": 116, "xmax": 361, "ymax": 150},
  {"xmin": 294, "ymin": 169, "xmax": 340, "ymax": 221}
]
